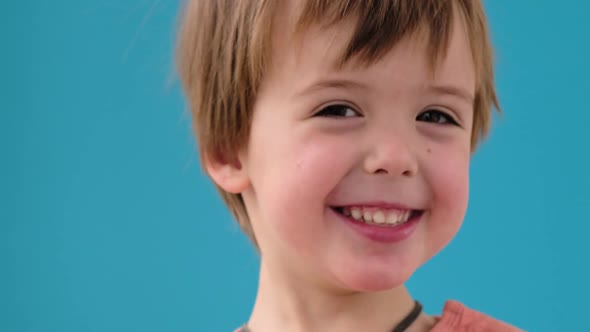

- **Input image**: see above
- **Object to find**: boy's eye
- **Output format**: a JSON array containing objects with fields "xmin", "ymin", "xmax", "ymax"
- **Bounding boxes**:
[
  {"xmin": 315, "ymin": 104, "xmax": 361, "ymax": 118},
  {"xmin": 416, "ymin": 109, "xmax": 459, "ymax": 126}
]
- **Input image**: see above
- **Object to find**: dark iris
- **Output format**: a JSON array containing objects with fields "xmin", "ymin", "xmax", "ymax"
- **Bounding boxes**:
[
  {"xmin": 315, "ymin": 104, "xmax": 360, "ymax": 118},
  {"xmin": 416, "ymin": 110, "xmax": 459, "ymax": 126}
]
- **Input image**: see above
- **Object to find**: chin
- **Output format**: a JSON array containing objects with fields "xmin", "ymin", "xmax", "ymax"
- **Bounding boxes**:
[{"xmin": 337, "ymin": 268, "xmax": 413, "ymax": 293}]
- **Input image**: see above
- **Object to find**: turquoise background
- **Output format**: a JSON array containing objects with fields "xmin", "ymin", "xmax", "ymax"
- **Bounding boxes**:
[{"xmin": 3, "ymin": 1, "xmax": 589, "ymax": 331}]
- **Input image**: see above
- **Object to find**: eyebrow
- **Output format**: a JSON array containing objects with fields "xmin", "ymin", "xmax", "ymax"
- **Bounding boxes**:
[
  {"xmin": 427, "ymin": 85, "xmax": 475, "ymax": 104},
  {"xmin": 296, "ymin": 79, "xmax": 474, "ymax": 105},
  {"xmin": 295, "ymin": 79, "xmax": 368, "ymax": 98}
]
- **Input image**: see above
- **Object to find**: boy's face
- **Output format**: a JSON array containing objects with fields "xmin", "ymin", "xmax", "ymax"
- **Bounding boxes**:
[{"xmin": 232, "ymin": 12, "xmax": 475, "ymax": 291}]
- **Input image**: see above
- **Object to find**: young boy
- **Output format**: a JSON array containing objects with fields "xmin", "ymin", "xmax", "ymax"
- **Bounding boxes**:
[{"xmin": 176, "ymin": 0, "xmax": 522, "ymax": 331}]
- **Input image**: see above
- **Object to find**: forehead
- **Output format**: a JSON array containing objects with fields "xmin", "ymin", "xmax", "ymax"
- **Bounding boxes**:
[
  {"xmin": 265, "ymin": 2, "xmax": 475, "ymax": 98},
  {"xmin": 277, "ymin": 0, "xmax": 467, "ymax": 68}
]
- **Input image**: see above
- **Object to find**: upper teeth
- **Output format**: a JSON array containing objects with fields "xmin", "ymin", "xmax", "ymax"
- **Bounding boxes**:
[{"xmin": 343, "ymin": 207, "xmax": 412, "ymax": 226}]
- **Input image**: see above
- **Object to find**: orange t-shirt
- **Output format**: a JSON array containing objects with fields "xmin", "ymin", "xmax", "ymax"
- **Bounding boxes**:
[
  {"xmin": 431, "ymin": 300, "xmax": 522, "ymax": 332},
  {"xmin": 234, "ymin": 300, "xmax": 522, "ymax": 332}
]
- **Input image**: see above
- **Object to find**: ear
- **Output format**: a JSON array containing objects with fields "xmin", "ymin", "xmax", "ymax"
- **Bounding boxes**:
[{"xmin": 204, "ymin": 151, "xmax": 250, "ymax": 194}]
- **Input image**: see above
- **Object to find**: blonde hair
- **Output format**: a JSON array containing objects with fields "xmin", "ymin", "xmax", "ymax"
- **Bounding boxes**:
[{"xmin": 176, "ymin": 0, "xmax": 499, "ymax": 244}]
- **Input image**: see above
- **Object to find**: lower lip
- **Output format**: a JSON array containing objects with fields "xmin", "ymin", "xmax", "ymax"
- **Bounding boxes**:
[{"xmin": 332, "ymin": 209, "xmax": 421, "ymax": 243}]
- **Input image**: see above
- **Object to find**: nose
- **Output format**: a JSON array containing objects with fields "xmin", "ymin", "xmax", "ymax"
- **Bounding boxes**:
[{"xmin": 363, "ymin": 131, "xmax": 419, "ymax": 177}]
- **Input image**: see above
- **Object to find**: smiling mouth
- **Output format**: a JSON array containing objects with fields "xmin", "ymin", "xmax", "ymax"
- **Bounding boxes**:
[{"xmin": 331, "ymin": 206, "xmax": 424, "ymax": 227}]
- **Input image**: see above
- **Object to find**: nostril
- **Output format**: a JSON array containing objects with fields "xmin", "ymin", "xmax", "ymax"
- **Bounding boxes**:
[{"xmin": 375, "ymin": 168, "xmax": 388, "ymax": 174}]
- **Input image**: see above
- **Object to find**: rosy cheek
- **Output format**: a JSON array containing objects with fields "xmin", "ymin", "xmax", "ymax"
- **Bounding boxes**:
[
  {"xmin": 427, "ymin": 146, "xmax": 470, "ymax": 212},
  {"xmin": 270, "ymin": 139, "xmax": 347, "ymax": 216}
]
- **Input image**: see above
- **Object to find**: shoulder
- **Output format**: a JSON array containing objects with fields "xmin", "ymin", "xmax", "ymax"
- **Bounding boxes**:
[{"xmin": 431, "ymin": 300, "xmax": 523, "ymax": 332}]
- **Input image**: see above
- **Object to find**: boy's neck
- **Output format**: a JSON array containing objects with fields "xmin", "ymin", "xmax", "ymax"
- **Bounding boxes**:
[{"xmin": 245, "ymin": 260, "xmax": 436, "ymax": 332}]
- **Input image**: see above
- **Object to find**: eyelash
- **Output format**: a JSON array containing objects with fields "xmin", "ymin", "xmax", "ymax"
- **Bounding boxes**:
[
  {"xmin": 314, "ymin": 104, "xmax": 361, "ymax": 118},
  {"xmin": 314, "ymin": 104, "xmax": 460, "ymax": 126},
  {"xmin": 416, "ymin": 109, "xmax": 460, "ymax": 126}
]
